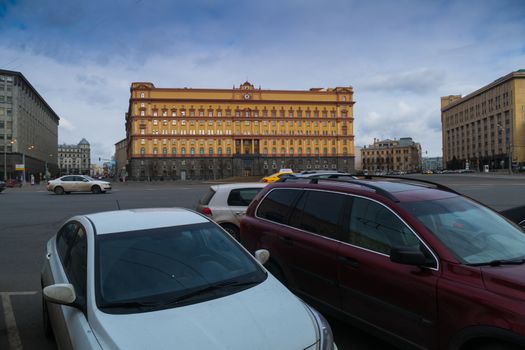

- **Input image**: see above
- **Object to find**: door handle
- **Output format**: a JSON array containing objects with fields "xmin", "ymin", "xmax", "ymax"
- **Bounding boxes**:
[
  {"xmin": 338, "ymin": 256, "xmax": 360, "ymax": 268},
  {"xmin": 279, "ymin": 236, "xmax": 294, "ymax": 245},
  {"xmin": 235, "ymin": 211, "xmax": 245, "ymax": 216}
]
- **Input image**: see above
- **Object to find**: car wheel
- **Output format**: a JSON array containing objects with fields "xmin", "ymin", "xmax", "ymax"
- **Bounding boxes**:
[
  {"xmin": 42, "ymin": 291, "xmax": 53, "ymax": 339},
  {"xmin": 54, "ymin": 187, "xmax": 64, "ymax": 195},
  {"xmin": 220, "ymin": 224, "xmax": 240, "ymax": 241},
  {"xmin": 266, "ymin": 260, "xmax": 287, "ymax": 286},
  {"xmin": 91, "ymin": 185, "xmax": 101, "ymax": 194}
]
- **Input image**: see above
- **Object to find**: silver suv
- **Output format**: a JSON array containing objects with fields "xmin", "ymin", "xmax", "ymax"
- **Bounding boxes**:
[{"xmin": 196, "ymin": 183, "xmax": 266, "ymax": 240}]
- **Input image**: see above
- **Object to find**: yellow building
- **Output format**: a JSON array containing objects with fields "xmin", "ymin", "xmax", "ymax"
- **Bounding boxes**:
[
  {"xmin": 361, "ymin": 137, "xmax": 422, "ymax": 173},
  {"xmin": 125, "ymin": 81, "xmax": 355, "ymax": 180},
  {"xmin": 441, "ymin": 70, "xmax": 525, "ymax": 171}
]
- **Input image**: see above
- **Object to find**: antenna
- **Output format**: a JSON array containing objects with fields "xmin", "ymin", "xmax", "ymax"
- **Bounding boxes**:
[{"xmin": 116, "ymin": 200, "xmax": 121, "ymax": 210}]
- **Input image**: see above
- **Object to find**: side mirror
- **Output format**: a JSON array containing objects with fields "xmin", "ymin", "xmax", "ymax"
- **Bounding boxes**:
[
  {"xmin": 43, "ymin": 284, "xmax": 77, "ymax": 305},
  {"xmin": 390, "ymin": 247, "xmax": 426, "ymax": 266},
  {"xmin": 255, "ymin": 249, "xmax": 270, "ymax": 265}
]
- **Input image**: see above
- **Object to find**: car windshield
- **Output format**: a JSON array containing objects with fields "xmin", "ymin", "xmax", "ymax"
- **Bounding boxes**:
[
  {"xmin": 95, "ymin": 222, "xmax": 266, "ymax": 313},
  {"xmin": 400, "ymin": 196, "xmax": 525, "ymax": 265}
]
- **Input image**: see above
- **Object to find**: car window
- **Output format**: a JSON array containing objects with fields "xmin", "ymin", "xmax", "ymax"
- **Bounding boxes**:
[
  {"xmin": 199, "ymin": 188, "xmax": 216, "ymax": 205},
  {"xmin": 227, "ymin": 188, "xmax": 262, "ymax": 206},
  {"xmin": 65, "ymin": 226, "xmax": 87, "ymax": 300},
  {"xmin": 348, "ymin": 198, "xmax": 421, "ymax": 255},
  {"xmin": 96, "ymin": 222, "xmax": 266, "ymax": 313},
  {"xmin": 75, "ymin": 176, "xmax": 88, "ymax": 182},
  {"xmin": 56, "ymin": 222, "xmax": 79, "ymax": 264},
  {"xmin": 256, "ymin": 189, "xmax": 302, "ymax": 224},
  {"xmin": 61, "ymin": 176, "xmax": 75, "ymax": 182},
  {"xmin": 289, "ymin": 190, "xmax": 347, "ymax": 240}
]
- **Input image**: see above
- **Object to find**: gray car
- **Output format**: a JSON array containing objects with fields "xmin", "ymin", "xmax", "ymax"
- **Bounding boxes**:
[{"xmin": 195, "ymin": 182, "xmax": 267, "ymax": 240}]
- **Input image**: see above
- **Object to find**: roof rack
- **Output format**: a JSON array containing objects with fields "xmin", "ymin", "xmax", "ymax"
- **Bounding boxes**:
[
  {"xmin": 360, "ymin": 175, "xmax": 461, "ymax": 195},
  {"xmin": 309, "ymin": 178, "xmax": 400, "ymax": 202}
]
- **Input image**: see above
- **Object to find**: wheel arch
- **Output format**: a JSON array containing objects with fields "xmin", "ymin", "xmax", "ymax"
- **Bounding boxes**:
[{"xmin": 449, "ymin": 325, "xmax": 525, "ymax": 350}]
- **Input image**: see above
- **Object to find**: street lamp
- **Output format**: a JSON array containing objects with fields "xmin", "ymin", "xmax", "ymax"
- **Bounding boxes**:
[
  {"xmin": 22, "ymin": 145, "xmax": 35, "ymax": 184},
  {"xmin": 3, "ymin": 139, "xmax": 17, "ymax": 181},
  {"xmin": 497, "ymin": 124, "xmax": 512, "ymax": 174}
]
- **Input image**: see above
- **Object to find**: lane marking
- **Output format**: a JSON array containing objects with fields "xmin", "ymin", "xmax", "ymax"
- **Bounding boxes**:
[{"xmin": 1, "ymin": 291, "xmax": 38, "ymax": 350}]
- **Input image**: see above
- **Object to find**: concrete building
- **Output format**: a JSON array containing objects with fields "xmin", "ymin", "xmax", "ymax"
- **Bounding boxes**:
[
  {"xmin": 125, "ymin": 81, "xmax": 355, "ymax": 180},
  {"xmin": 58, "ymin": 138, "xmax": 91, "ymax": 175},
  {"xmin": 422, "ymin": 157, "xmax": 443, "ymax": 172},
  {"xmin": 361, "ymin": 137, "xmax": 422, "ymax": 173},
  {"xmin": 114, "ymin": 138, "xmax": 127, "ymax": 179},
  {"xmin": 0, "ymin": 69, "xmax": 60, "ymax": 181},
  {"xmin": 441, "ymin": 69, "xmax": 525, "ymax": 171}
]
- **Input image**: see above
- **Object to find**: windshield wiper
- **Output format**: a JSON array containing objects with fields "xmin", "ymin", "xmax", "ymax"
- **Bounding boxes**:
[
  {"xmin": 99, "ymin": 300, "xmax": 161, "ymax": 310},
  {"xmin": 161, "ymin": 279, "xmax": 261, "ymax": 305},
  {"xmin": 469, "ymin": 258, "xmax": 525, "ymax": 267}
]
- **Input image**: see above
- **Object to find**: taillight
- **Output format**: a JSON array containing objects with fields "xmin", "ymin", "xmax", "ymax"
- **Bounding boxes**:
[{"xmin": 201, "ymin": 207, "xmax": 212, "ymax": 216}]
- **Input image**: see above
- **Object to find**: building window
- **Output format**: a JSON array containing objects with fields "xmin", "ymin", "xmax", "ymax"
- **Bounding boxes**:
[
  {"xmin": 191, "ymin": 147, "xmax": 195, "ymax": 155},
  {"xmin": 141, "ymin": 139, "xmax": 145, "ymax": 144},
  {"xmin": 153, "ymin": 148, "xmax": 158, "ymax": 155},
  {"xmin": 140, "ymin": 92, "xmax": 145, "ymax": 98},
  {"xmin": 227, "ymin": 147, "xmax": 231, "ymax": 155},
  {"xmin": 181, "ymin": 147, "xmax": 186, "ymax": 155},
  {"xmin": 140, "ymin": 147, "xmax": 145, "ymax": 155},
  {"xmin": 218, "ymin": 147, "xmax": 222, "ymax": 155},
  {"xmin": 208, "ymin": 147, "xmax": 213, "ymax": 155},
  {"xmin": 172, "ymin": 148, "xmax": 176, "ymax": 155}
]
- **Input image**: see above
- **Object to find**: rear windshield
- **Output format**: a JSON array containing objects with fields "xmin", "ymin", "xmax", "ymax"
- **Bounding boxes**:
[{"xmin": 199, "ymin": 188, "xmax": 216, "ymax": 205}]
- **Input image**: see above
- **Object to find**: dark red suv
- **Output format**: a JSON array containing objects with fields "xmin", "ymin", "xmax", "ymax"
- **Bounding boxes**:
[{"xmin": 240, "ymin": 177, "xmax": 525, "ymax": 350}]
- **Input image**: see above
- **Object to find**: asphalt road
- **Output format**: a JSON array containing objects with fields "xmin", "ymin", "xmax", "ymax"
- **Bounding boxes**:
[{"xmin": 1, "ymin": 174, "xmax": 524, "ymax": 350}]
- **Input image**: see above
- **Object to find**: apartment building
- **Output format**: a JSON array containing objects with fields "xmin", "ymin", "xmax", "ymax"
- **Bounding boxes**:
[
  {"xmin": 57, "ymin": 138, "xmax": 91, "ymax": 175},
  {"xmin": 361, "ymin": 137, "xmax": 422, "ymax": 173}
]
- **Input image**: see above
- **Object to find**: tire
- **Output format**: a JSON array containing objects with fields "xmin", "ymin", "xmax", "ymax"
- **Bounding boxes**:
[
  {"xmin": 91, "ymin": 185, "xmax": 101, "ymax": 194},
  {"xmin": 266, "ymin": 260, "xmax": 287, "ymax": 286},
  {"xmin": 220, "ymin": 224, "xmax": 240, "ymax": 241},
  {"xmin": 42, "ymin": 290, "xmax": 54, "ymax": 339},
  {"xmin": 54, "ymin": 186, "xmax": 64, "ymax": 195}
]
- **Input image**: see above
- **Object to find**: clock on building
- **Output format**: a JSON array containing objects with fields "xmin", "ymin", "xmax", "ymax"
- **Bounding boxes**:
[{"xmin": 244, "ymin": 93, "xmax": 251, "ymax": 100}]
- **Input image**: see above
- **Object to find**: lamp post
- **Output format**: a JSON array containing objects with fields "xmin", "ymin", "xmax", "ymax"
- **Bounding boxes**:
[
  {"xmin": 497, "ymin": 124, "xmax": 512, "ymax": 174},
  {"xmin": 23, "ymin": 145, "xmax": 35, "ymax": 184}
]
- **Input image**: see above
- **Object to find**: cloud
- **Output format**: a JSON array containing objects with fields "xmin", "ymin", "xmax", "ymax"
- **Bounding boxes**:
[
  {"xmin": 360, "ymin": 69, "xmax": 446, "ymax": 94},
  {"xmin": 59, "ymin": 117, "xmax": 75, "ymax": 131}
]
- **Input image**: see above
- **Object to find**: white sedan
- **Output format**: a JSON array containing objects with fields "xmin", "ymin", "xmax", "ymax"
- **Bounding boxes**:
[
  {"xmin": 47, "ymin": 175, "xmax": 111, "ymax": 195},
  {"xmin": 41, "ymin": 208, "xmax": 337, "ymax": 350}
]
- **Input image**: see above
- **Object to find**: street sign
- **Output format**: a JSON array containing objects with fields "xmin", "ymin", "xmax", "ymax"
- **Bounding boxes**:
[{"xmin": 15, "ymin": 164, "xmax": 25, "ymax": 171}]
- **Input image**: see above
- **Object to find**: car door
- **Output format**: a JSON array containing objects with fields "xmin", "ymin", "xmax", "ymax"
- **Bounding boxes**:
[
  {"xmin": 226, "ymin": 187, "xmax": 264, "ymax": 226},
  {"xmin": 60, "ymin": 176, "xmax": 76, "ymax": 192},
  {"xmin": 338, "ymin": 196, "xmax": 439, "ymax": 349},
  {"xmin": 75, "ymin": 176, "xmax": 91, "ymax": 192},
  {"xmin": 282, "ymin": 189, "xmax": 346, "ymax": 314},
  {"xmin": 46, "ymin": 223, "xmax": 94, "ymax": 349}
]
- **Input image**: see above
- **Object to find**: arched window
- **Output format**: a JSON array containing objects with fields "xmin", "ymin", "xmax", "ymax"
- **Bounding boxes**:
[
  {"xmin": 218, "ymin": 147, "xmax": 222, "ymax": 155},
  {"xmin": 298, "ymin": 147, "xmax": 302, "ymax": 155},
  {"xmin": 181, "ymin": 147, "xmax": 186, "ymax": 155},
  {"xmin": 163, "ymin": 147, "xmax": 167, "ymax": 155},
  {"xmin": 263, "ymin": 148, "xmax": 268, "ymax": 155},
  {"xmin": 140, "ymin": 92, "xmax": 145, "ymax": 98},
  {"xmin": 191, "ymin": 147, "xmax": 195, "ymax": 155},
  {"xmin": 272, "ymin": 148, "xmax": 276, "ymax": 155},
  {"xmin": 140, "ymin": 147, "xmax": 145, "ymax": 155},
  {"xmin": 172, "ymin": 148, "xmax": 177, "ymax": 155},
  {"xmin": 307, "ymin": 147, "xmax": 311, "ymax": 155},
  {"xmin": 153, "ymin": 148, "xmax": 158, "ymax": 155},
  {"xmin": 281, "ymin": 148, "xmax": 286, "ymax": 155},
  {"xmin": 315, "ymin": 148, "xmax": 319, "ymax": 155},
  {"xmin": 343, "ymin": 147, "xmax": 348, "ymax": 156},
  {"xmin": 209, "ymin": 147, "xmax": 213, "ymax": 155},
  {"xmin": 226, "ymin": 147, "xmax": 231, "ymax": 155},
  {"xmin": 199, "ymin": 147, "xmax": 204, "ymax": 155}
]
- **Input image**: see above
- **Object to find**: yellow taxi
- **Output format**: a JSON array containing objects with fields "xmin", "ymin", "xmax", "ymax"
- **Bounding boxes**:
[{"xmin": 261, "ymin": 169, "xmax": 295, "ymax": 183}]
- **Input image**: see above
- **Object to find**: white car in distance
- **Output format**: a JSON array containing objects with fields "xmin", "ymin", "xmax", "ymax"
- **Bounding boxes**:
[
  {"xmin": 47, "ymin": 175, "xmax": 111, "ymax": 195},
  {"xmin": 196, "ymin": 182, "xmax": 267, "ymax": 240},
  {"xmin": 41, "ymin": 208, "xmax": 337, "ymax": 350}
]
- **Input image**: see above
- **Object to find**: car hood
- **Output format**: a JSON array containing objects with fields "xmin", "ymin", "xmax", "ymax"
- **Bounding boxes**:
[
  {"xmin": 481, "ymin": 264, "xmax": 525, "ymax": 302},
  {"xmin": 91, "ymin": 276, "xmax": 318, "ymax": 350}
]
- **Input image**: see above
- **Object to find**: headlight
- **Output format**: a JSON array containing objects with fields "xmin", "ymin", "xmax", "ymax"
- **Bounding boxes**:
[{"xmin": 304, "ymin": 303, "xmax": 335, "ymax": 350}]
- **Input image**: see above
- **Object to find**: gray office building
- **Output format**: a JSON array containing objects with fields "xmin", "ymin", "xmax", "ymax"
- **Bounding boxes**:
[{"xmin": 0, "ymin": 69, "xmax": 60, "ymax": 181}]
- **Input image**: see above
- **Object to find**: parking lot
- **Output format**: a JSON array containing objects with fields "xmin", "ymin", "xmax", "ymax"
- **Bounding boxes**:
[{"xmin": 1, "ymin": 174, "xmax": 525, "ymax": 350}]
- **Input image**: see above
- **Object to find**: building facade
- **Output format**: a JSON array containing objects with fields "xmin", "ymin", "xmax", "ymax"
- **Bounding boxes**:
[
  {"xmin": 0, "ymin": 69, "xmax": 60, "ymax": 181},
  {"xmin": 361, "ymin": 137, "xmax": 422, "ymax": 173},
  {"xmin": 441, "ymin": 70, "xmax": 525, "ymax": 171},
  {"xmin": 125, "ymin": 81, "xmax": 355, "ymax": 180},
  {"xmin": 114, "ymin": 138, "xmax": 127, "ymax": 179},
  {"xmin": 58, "ymin": 138, "xmax": 91, "ymax": 175},
  {"xmin": 422, "ymin": 157, "xmax": 443, "ymax": 172}
]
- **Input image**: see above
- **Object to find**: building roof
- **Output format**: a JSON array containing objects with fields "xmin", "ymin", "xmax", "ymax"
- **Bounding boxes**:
[
  {"xmin": 0, "ymin": 69, "xmax": 60, "ymax": 123},
  {"xmin": 78, "ymin": 138, "xmax": 90, "ymax": 145}
]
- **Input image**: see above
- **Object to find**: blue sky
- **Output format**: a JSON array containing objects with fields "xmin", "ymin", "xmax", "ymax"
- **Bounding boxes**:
[{"xmin": 1, "ymin": 0, "xmax": 524, "ymax": 161}]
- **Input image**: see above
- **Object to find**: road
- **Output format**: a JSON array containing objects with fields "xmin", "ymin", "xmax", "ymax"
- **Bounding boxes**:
[{"xmin": 1, "ymin": 174, "xmax": 524, "ymax": 350}]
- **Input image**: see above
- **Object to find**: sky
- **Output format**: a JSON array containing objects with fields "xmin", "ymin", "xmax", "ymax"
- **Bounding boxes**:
[{"xmin": 1, "ymin": 0, "xmax": 524, "ymax": 162}]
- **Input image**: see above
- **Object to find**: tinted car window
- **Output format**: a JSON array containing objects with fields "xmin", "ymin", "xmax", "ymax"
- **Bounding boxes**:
[
  {"xmin": 348, "ymin": 197, "xmax": 420, "ymax": 255},
  {"xmin": 227, "ymin": 188, "xmax": 262, "ymax": 206},
  {"xmin": 256, "ymin": 189, "xmax": 302, "ymax": 224},
  {"xmin": 289, "ymin": 190, "xmax": 347, "ymax": 239},
  {"xmin": 75, "ymin": 176, "xmax": 88, "ymax": 182},
  {"xmin": 61, "ymin": 176, "xmax": 75, "ymax": 182},
  {"xmin": 56, "ymin": 222, "xmax": 78, "ymax": 264},
  {"xmin": 65, "ymin": 226, "xmax": 87, "ymax": 299}
]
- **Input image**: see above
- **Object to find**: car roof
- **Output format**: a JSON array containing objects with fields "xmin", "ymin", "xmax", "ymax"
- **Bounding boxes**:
[
  {"xmin": 269, "ymin": 177, "xmax": 458, "ymax": 203},
  {"xmin": 84, "ymin": 208, "xmax": 209, "ymax": 235},
  {"xmin": 210, "ymin": 182, "xmax": 267, "ymax": 191}
]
